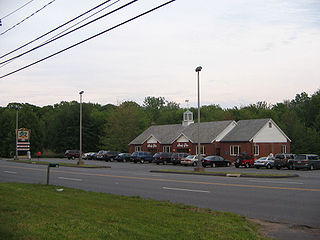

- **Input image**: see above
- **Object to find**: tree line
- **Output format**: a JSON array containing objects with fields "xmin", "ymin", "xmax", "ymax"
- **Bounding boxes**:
[{"xmin": 0, "ymin": 90, "xmax": 319, "ymax": 157}]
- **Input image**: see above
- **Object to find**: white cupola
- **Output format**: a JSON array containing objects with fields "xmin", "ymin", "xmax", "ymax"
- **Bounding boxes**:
[{"xmin": 182, "ymin": 110, "xmax": 194, "ymax": 126}]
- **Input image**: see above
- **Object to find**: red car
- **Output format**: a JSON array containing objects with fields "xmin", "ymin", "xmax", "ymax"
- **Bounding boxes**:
[{"xmin": 235, "ymin": 154, "xmax": 255, "ymax": 168}]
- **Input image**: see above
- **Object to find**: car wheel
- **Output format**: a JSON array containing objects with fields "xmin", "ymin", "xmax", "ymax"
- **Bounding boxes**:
[
  {"xmin": 245, "ymin": 163, "xmax": 249, "ymax": 168},
  {"xmin": 255, "ymin": 166, "xmax": 260, "ymax": 169},
  {"xmin": 276, "ymin": 166, "xmax": 281, "ymax": 170},
  {"xmin": 140, "ymin": 159, "xmax": 144, "ymax": 164},
  {"xmin": 235, "ymin": 164, "xmax": 239, "ymax": 168},
  {"xmin": 163, "ymin": 160, "xmax": 167, "ymax": 165},
  {"xmin": 72, "ymin": 156, "xmax": 75, "ymax": 160},
  {"xmin": 192, "ymin": 161, "xmax": 197, "ymax": 166},
  {"xmin": 212, "ymin": 163, "xmax": 216, "ymax": 168},
  {"xmin": 266, "ymin": 164, "xmax": 271, "ymax": 169},
  {"xmin": 309, "ymin": 164, "xmax": 314, "ymax": 170},
  {"xmin": 227, "ymin": 162, "xmax": 231, "ymax": 167},
  {"xmin": 288, "ymin": 164, "xmax": 293, "ymax": 170},
  {"xmin": 202, "ymin": 164, "xmax": 206, "ymax": 168}
]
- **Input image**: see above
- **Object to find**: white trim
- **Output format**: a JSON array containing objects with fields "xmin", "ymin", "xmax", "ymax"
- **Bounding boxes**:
[
  {"xmin": 163, "ymin": 146, "xmax": 171, "ymax": 152},
  {"xmin": 135, "ymin": 146, "xmax": 141, "ymax": 152},
  {"xmin": 230, "ymin": 145, "xmax": 240, "ymax": 156},
  {"xmin": 250, "ymin": 119, "xmax": 291, "ymax": 143},
  {"xmin": 254, "ymin": 145, "xmax": 259, "ymax": 156},
  {"xmin": 170, "ymin": 133, "xmax": 193, "ymax": 144},
  {"xmin": 213, "ymin": 121, "xmax": 237, "ymax": 143},
  {"xmin": 143, "ymin": 135, "xmax": 160, "ymax": 144}
]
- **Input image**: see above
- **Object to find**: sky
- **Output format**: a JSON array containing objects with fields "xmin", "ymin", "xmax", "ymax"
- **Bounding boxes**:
[{"xmin": 0, "ymin": 0, "xmax": 319, "ymax": 109}]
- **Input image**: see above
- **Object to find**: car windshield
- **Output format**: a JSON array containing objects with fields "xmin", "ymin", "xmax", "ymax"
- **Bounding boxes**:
[
  {"xmin": 295, "ymin": 155, "xmax": 306, "ymax": 160},
  {"xmin": 258, "ymin": 157, "xmax": 267, "ymax": 160}
]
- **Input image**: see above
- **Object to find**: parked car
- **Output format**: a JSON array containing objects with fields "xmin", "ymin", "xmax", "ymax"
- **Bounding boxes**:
[
  {"xmin": 171, "ymin": 153, "xmax": 189, "ymax": 165},
  {"xmin": 115, "ymin": 153, "xmax": 131, "ymax": 162},
  {"xmin": 83, "ymin": 152, "xmax": 97, "ymax": 160},
  {"xmin": 235, "ymin": 154, "xmax": 255, "ymax": 168},
  {"xmin": 274, "ymin": 153, "xmax": 295, "ymax": 170},
  {"xmin": 293, "ymin": 154, "xmax": 320, "ymax": 170},
  {"xmin": 95, "ymin": 150, "xmax": 120, "ymax": 161},
  {"xmin": 254, "ymin": 156, "xmax": 275, "ymax": 169},
  {"xmin": 181, "ymin": 155, "xmax": 199, "ymax": 166},
  {"xmin": 96, "ymin": 150, "xmax": 106, "ymax": 161},
  {"xmin": 131, "ymin": 151, "xmax": 153, "ymax": 163},
  {"xmin": 202, "ymin": 155, "xmax": 231, "ymax": 168},
  {"xmin": 153, "ymin": 152, "xmax": 173, "ymax": 165},
  {"xmin": 64, "ymin": 150, "xmax": 80, "ymax": 160}
]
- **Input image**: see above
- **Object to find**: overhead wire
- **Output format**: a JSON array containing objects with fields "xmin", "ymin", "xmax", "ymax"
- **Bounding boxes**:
[
  {"xmin": 0, "ymin": 0, "xmax": 134, "ymax": 66},
  {"xmin": 0, "ymin": 0, "xmax": 36, "ymax": 20},
  {"xmin": 43, "ymin": 0, "xmax": 122, "ymax": 44},
  {"xmin": 0, "ymin": 0, "xmax": 114, "ymax": 60},
  {"xmin": 0, "ymin": 0, "xmax": 56, "ymax": 37},
  {"xmin": 0, "ymin": 0, "xmax": 176, "ymax": 80}
]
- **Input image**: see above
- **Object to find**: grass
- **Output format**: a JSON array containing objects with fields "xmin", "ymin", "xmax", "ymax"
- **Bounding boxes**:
[
  {"xmin": 0, "ymin": 182, "xmax": 269, "ymax": 240},
  {"xmin": 151, "ymin": 169, "xmax": 299, "ymax": 178},
  {"xmin": 7, "ymin": 160, "xmax": 107, "ymax": 168}
]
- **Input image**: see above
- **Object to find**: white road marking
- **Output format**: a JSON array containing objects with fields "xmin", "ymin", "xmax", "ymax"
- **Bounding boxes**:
[
  {"xmin": 162, "ymin": 187, "xmax": 210, "ymax": 193},
  {"xmin": 58, "ymin": 177, "xmax": 82, "ymax": 181},
  {"xmin": 249, "ymin": 180, "xmax": 304, "ymax": 185},
  {"xmin": 4, "ymin": 171, "xmax": 17, "ymax": 174}
]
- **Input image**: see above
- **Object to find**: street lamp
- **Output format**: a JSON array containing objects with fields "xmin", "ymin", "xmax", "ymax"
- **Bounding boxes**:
[
  {"xmin": 78, "ymin": 90, "xmax": 84, "ymax": 165},
  {"xmin": 195, "ymin": 66, "xmax": 204, "ymax": 172}
]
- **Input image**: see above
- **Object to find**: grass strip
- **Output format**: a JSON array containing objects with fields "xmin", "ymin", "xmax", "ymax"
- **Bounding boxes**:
[
  {"xmin": 151, "ymin": 169, "xmax": 299, "ymax": 178},
  {"xmin": 7, "ymin": 160, "xmax": 108, "ymax": 168},
  {"xmin": 0, "ymin": 182, "xmax": 269, "ymax": 240}
]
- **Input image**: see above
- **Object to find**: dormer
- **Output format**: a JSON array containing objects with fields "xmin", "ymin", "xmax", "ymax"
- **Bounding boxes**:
[{"xmin": 182, "ymin": 110, "xmax": 194, "ymax": 126}]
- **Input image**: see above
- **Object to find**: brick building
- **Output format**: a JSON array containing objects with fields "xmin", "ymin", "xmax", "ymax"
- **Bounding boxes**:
[{"xmin": 129, "ymin": 111, "xmax": 291, "ymax": 162}]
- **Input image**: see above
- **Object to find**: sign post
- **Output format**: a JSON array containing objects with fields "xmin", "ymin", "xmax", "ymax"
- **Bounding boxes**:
[{"xmin": 16, "ymin": 128, "xmax": 31, "ymax": 159}]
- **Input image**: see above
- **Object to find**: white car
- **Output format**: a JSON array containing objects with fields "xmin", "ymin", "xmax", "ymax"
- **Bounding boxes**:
[
  {"xmin": 254, "ymin": 156, "xmax": 275, "ymax": 169},
  {"xmin": 180, "ymin": 155, "xmax": 199, "ymax": 166}
]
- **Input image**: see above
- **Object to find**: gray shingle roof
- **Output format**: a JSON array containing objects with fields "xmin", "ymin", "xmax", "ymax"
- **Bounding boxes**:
[
  {"xmin": 129, "ymin": 120, "xmax": 234, "ymax": 145},
  {"xmin": 221, "ymin": 118, "xmax": 270, "ymax": 142}
]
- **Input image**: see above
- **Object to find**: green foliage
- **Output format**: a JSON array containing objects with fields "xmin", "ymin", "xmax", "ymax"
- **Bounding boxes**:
[
  {"xmin": 0, "ymin": 90, "xmax": 319, "ymax": 156},
  {"xmin": 0, "ymin": 182, "xmax": 268, "ymax": 240}
]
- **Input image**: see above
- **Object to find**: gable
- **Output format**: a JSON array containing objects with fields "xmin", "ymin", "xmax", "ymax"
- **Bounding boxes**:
[
  {"xmin": 252, "ymin": 121, "xmax": 288, "ymax": 143},
  {"xmin": 176, "ymin": 134, "xmax": 191, "ymax": 143},
  {"xmin": 146, "ymin": 136, "xmax": 159, "ymax": 144}
]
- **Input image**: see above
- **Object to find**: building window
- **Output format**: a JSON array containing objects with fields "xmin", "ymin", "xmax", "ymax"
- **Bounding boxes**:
[
  {"xmin": 163, "ymin": 146, "xmax": 171, "ymax": 152},
  {"xmin": 135, "ymin": 146, "xmax": 141, "ymax": 152},
  {"xmin": 269, "ymin": 122, "xmax": 272, "ymax": 128},
  {"xmin": 230, "ymin": 145, "xmax": 240, "ymax": 156},
  {"xmin": 281, "ymin": 145, "xmax": 287, "ymax": 154},
  {"xmin": 196, "ymin": 146, "xmax": 205, "ymax": 155},
  {"xmin": 254, "ymin": 145, "xmax": 259, "ymax": 156}
]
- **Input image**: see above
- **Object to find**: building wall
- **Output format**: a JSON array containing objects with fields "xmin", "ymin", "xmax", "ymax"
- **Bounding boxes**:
[{"xmin": 220, "ymin": 141, "xmax": 291, "ymax": 162}]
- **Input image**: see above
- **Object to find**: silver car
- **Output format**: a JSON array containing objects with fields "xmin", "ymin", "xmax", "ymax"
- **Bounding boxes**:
[
  {"xmin": 254, "ymin": 156, "xmax": 275, "ymax": 169},
  {"xmin": 181, "ymin": 155, "xmax": 199, "ymax": 166}
]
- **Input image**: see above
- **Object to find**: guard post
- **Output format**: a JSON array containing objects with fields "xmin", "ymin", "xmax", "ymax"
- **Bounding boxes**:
[{"xmin": 47, "ymin": 163, "xmax": 59, "ymax": 185}]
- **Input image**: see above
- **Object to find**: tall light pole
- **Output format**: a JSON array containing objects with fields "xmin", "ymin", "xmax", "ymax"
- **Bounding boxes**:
[
  {"xmin": 78, "ymin": 91, "xmax": 84, "ymax": 165},
  {"xmin": 195, "ymin": 66, "xmax": 204, "ymax": 172}
]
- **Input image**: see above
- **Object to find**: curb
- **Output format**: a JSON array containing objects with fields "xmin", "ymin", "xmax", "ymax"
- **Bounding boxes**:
[
  {"xmin": 150, "ymin": 170, "xmax": 299, "ymax": 178},
  {"xmin": 6, "ymin": 160, "xmax": 110, "ymax": 168}
]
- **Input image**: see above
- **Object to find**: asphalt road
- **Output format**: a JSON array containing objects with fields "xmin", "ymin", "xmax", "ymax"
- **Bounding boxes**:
[{"xmin": 1, "ymin": 158, "xmax": 320, "ymax": 239}]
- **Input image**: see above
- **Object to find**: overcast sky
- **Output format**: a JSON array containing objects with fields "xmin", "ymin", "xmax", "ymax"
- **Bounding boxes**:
[{"xmin": 0, "ymin": 0, "xmax": 319, "ymax": 108}]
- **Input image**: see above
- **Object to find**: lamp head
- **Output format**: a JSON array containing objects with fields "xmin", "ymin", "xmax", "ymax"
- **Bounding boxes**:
[
  {"xmin": 195, "ymin": 66, "xmax": 202, "ymax": 72},
  {"xmin": 79, "ymin": 91, "xmax": 84, "ymax": 95}
]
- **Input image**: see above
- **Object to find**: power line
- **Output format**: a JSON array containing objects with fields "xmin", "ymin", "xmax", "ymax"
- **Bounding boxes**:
[
  {"xmin": 0, "ymin": 0, "xmax": 56, "ymax": 37},
  {"xmin": 43, "ymin": 0, "xmax": 122, "ymax": 44},
  {"xmin": 0, "ymin": 0, "xmax": 176, "ymax": 80},
  {"xmin": 1, "ymin": 0, "xmax": 36, "ymax": 20},
  {"xmin": 0, "ymin": 0, "xmax": 115, "ymax": 60},
  {"xmin": 0, "ymin": 0, "xmax": 135, "ymax": 66}
]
